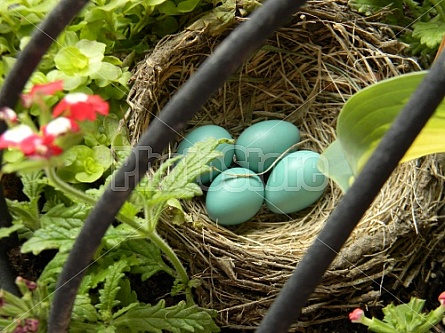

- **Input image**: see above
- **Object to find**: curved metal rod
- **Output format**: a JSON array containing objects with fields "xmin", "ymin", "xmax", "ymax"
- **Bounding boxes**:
[
  {"xmin": 256, "ymin": 53, "xmax": 445, "ymax": 332},
  {"xmin": 48, "ymin": 0, "xmax": 308, "ymax": 331}
]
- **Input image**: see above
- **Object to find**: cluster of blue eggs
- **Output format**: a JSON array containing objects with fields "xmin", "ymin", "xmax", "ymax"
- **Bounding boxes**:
[{"xmin": 176, "ymin": 120, "xmax": 328, "ymax": 226}]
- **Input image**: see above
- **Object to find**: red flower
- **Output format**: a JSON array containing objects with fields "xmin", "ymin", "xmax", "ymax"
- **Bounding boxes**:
[
  {"xmin": 349, "ymin": 308, "xmax": 364, "ymax": 323},
  {"xmin": 21, "ymin": 80, "xmax": 64, "ymax": 107},
  {"xmin": 0, "ymin": 124, "xmax": 63, "ymax": 158},
  {"xmin": 52, "ymin": 93, "xmax": 109, "ymax": 121}
]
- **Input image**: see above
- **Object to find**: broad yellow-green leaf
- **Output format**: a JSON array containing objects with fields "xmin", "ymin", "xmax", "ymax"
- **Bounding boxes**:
[
  {"xmin": 317, "ymin": 140, "xmax": 353, "ymax": 192},
  {"xmin": 320, "ymin": 71, "xmax": 445, "ymax": 192}
]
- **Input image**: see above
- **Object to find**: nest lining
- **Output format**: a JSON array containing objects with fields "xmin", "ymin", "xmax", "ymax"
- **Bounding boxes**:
[{"xmin": 126, "ymin": 1, "xmax": 445, "ymax": 330}]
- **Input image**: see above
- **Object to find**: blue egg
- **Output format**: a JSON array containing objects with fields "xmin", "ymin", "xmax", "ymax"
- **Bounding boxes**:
[
  {"xmin": 205, "ymin": 167, "xmax": 264, "ymax": 226},
  {"xmin": 265, "ymin": 150, "xmax": 327, "ymax": 214},
  {"xmin": 235, "ymin": 120, "xmax": 300, "ymax": 173},
  {"xmin": 177, "ymin": 125, "xmax": 234, "ymax": 184}
]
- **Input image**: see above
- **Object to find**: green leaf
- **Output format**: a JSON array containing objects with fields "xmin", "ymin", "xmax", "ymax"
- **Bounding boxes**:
[
  {"xmin": 145, "ymin": 0, "xmax": 167, "ymax": 5},
  {"xmin": 93, "ymin": 145, "xmax": 113, "ymax": 169},
  {"xmin": 20, "ymin": 170, "xmax": 46, "ymax": 200},
  {"xmin": 412, "ymin": 18, "xmax": 445, "ymax": 48},
  {"xmin": 115, "ymin": 278, "xmax": 138, "ymax": 307},
  {"xmin": 75, "ymin": 157, "xmax": 104, "ymax": 183},
  {"xmin": 153, "ymin": 16, "xmax": 178, "ymax": 37},
  {"xmin": 5, "ymin": 171, "xmax": 47, "ymax": 231},
  {"xmin": 57, "ymin": 145, "xmax": 110, "ymax": 183},
  {"xmin": 54, "ymin": 47, "xmax": 89, "ymax": 75},
  {"xmin": 375, "ymin": 297, "xmax": 436, "ymax": 332},
  {"xmin": 0, "ymin": 224, "xmax": 24, "ymax": 240},
  {"xmin": 187, "ymin": 0, "xmax": 236, "ymax": 36},
  {"xmin": 321, "ymin": 71, "xmax": 445, "ymax": 191},
  {"xmin": 177, "ymin": 0, "xmax": 201, "ymax": 13},
  {"xmin": 72, "ymin": 294, "xmax": 99, "ymax": 323},
  {"xmin": 38, "ymin": 251, "xmax": 68, "ymax": 287},
  {"xmin": 76, "ymin": 39, "xmax": 106, "ymax": 62},
  {"xmin": 146, "ymin": 138, "xmax": 227, "ymax": 204},
  {"xmin": 46, "ymin": 69, "xmax": 87, "ymax": 90},
  {"xmin": 6, "ymin": 200, "xmax": 39, "ymax": 232},
  {"xmin": 317, "ymin": 140, "xmax": 352, "ymax": 193},
  {"xmin": 114, "ymin": 300, "xmax": 220, "ymax": 333},
  {"xmin": 21, "ymin": 203, "xmax": 89, "ymax": 254},
  {"xmin": 164, "ymin": 198, "xmax": 193, "ymax": 225},
  {"xmin": 103, "ymin": 113, "xmax": 130, "ymax": 148},
  {"xmin": 96, "ymin": 259, "xmax": 130, "ymax": 322},
  {"xmin": 109, "ymin": 239, "xmax": 173, "ymax": 280},
  {"xmin": 157, "ymin": 1, "xmax": 179, "ymax": 15},
  {"xmin": 348, "ymin": 0, "xmax": 410, "ymax": 25}
]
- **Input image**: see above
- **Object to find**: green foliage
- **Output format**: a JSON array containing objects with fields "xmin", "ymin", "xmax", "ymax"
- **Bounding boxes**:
[
  {"xmin": 0, "ymin": 0, "xmax": 223, "ymax": 112},
  {"xmin": 320, "ymin": 71, "xmax": 445, "ymax": 192},
  {"xmin": 20, "ymin": 203, "xmax": 91, "ymax": 254},
  {"xmin": 0, "ymin": 277, "xmax": 51, "ymax": 333},
  {"xmin": 352, "ymin": 295, "xmax": 445, "ymax": 333},
  {"xmin": 113, "ymin": 300, "xmax": 220, "ymax": 333},
  {"xmin": 3, "ymin": 171, "xmax": 46, "ymax": 234},
  {"xmin": 1, "ymin": 138, "xmax": 226, "ymax": 331},
  {"xmin": 348, "ymin": 0, "xmax": 445, "ymax": 63},
  {"xmin": 56, "ymin": 145, "xmax": 112, "ymax": 183}
]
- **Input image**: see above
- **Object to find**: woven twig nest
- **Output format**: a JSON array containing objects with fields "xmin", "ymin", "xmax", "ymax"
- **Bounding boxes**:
[{"xmin": 126, "ymin": 1, "xmax": 445, "ymax": 330}]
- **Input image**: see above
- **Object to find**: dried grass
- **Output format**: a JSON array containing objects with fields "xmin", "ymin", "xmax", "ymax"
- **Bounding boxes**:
[{"xmin": 126, "ymin": 1, "xmax": 445, "ymax": 330}]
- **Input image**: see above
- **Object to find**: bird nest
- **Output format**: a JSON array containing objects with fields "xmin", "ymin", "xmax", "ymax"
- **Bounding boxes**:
[{"xmin": 126, "ymin": 1, "xmax": 445, "ymax": 330}]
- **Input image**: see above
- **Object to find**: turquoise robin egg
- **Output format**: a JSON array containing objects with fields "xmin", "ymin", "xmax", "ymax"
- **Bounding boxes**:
[
  {"xmin": 265, "ymin": 150, "xmax": 327, "ymax": 214},
  {"xmin": 235, "ymin": 120, "xmax": 300, "ymax": 173},
  {"xmin": 177, "ymin": 125, "xmax": 234, "ymax": 184},
  {"xmin": 205, "ymin": 167, "xmax": 264, "ymax": 226}
]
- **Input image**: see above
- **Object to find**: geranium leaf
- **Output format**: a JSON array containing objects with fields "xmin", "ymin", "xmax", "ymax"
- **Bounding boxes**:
[
  {"xmin": 73, "ymin": 294, "xmax": 99, "ymax": 323},
  {"xmin": 39, "ymin": 251, "xmax": 68, "ymax": 287},
  {"xmin": 21, "ymin": 203, "xmax": 90, "ymax": 254},
  {"xmin": 109, "ymin": 239, "xmax": 173, "ymax": 281},
  {"xmin": 0, "ymin": 224, "xmax": 24, "ymax": 240},
  {"xmin": 412, "ymin": 18, "xmax": 445, "ymax": 48},
  {"xmin": 96, "ymin": 259, "xmax": 130, "ymax": 322},
  {"xmin": 148, "ymin": 137, "xmax": 228, "ymax": 203},
  {"xmin": 113, "ymin": 300, "xmax": 220, "ymax": 333}
]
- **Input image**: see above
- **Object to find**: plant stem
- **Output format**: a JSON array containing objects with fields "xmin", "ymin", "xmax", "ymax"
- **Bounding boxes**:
[
  {"xmin": 45, "ymin": 167, "xmax": 148, "ymax": 234},
  {"xmin": 430, "ymin": 0, "xmax": 445, "ymax": 22},
  {"xmin": 147, "ymin": 230, "xmax": 193, "ymax": 305},
  {"xmin": 46, "ymin": 166, "xmax": 191, "ymax": 298}
]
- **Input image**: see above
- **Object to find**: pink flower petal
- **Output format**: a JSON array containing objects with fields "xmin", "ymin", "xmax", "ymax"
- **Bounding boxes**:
[
  {"xmin": 349, "ymin": 308, "xmax": 364, "ymax": 323},
  {"xmin": 439, "ymin": 291, "xmax": 445, "ymax": 306},
  {"xmin": 0, "ymin": 107, "xmax": 18, "ymax": 123}
]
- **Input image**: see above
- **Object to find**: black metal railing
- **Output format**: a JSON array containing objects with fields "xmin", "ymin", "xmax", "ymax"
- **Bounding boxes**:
[{"xmin": 0, "ymin": 0, "xmax": 444, "ymax": 332}]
